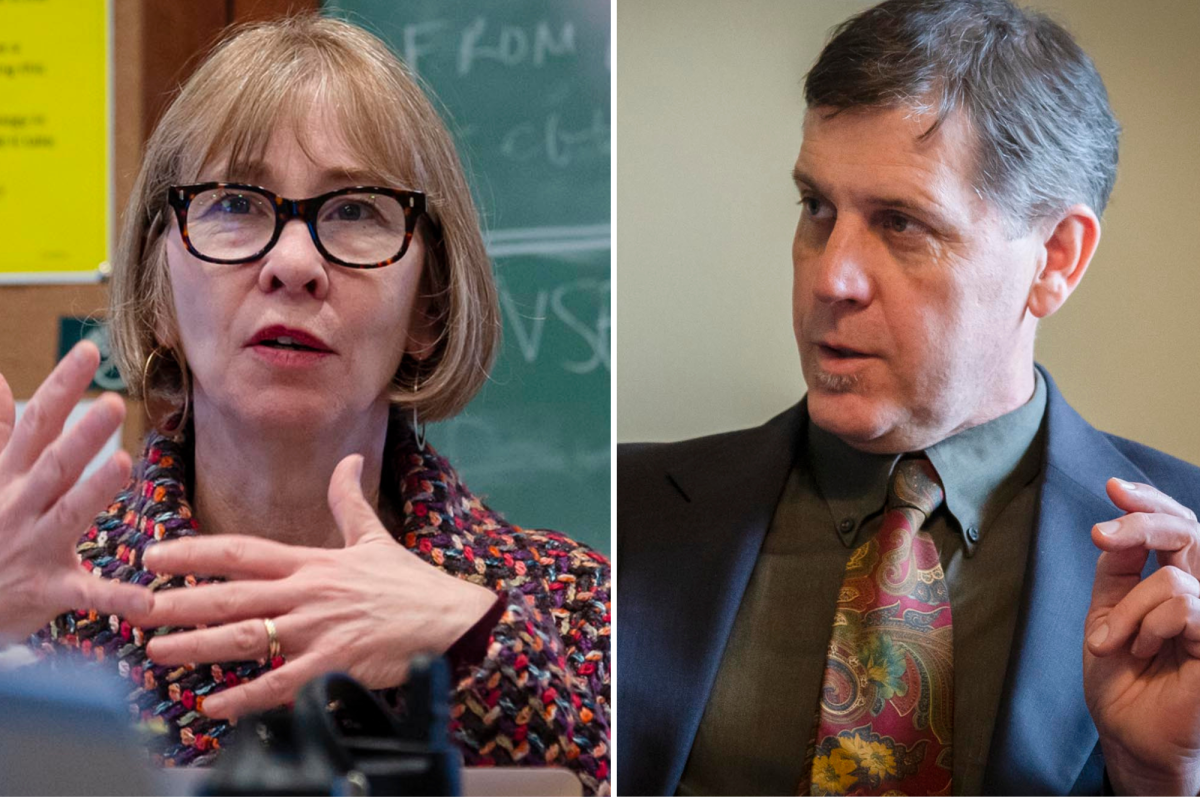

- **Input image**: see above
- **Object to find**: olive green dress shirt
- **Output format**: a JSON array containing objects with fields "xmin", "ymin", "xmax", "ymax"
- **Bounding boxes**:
[{"xmin": 678, "ymin": 372, "xmax": 1048, "ymax": 796}]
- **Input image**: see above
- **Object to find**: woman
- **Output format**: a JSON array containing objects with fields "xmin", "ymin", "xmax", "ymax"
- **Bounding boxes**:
[{"xmin": 0, "ymin": 15, "xmax": 609, "ymax": 794}]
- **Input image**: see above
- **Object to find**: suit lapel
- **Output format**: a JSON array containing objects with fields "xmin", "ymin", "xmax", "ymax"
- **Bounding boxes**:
[
  {"xmin": 637, "ymin": 405, "xmax": 805, "ymax": 794},
  {"xmin": 984, "ymin": 369, "xmax": 1149, "ymax": 794}
]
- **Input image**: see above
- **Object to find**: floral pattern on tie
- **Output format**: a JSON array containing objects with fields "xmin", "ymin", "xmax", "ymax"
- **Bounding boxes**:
[{"xmin": 809, "ymin": 457, "xmax": 953, "ymax": 796}]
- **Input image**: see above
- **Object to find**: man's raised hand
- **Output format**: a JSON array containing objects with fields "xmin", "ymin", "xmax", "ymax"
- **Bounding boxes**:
[{"xmin": 1084, "ymin": 478, "xmax": 1200, "ymax": 795}]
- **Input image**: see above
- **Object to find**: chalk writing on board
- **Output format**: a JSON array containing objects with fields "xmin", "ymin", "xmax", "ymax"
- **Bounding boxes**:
[
  {"xmin": 393, "ymin": 14, "xmax": 607, "ymax": 178},
  {"xmin": 485, "ymin": 224, "xmax": 610, "ymax": 257},
  {"xmin": 499, "ymin": 275, "xmax": 610, "ymax": 375},
  {"xmin": 458, "ymin": 17, "xmax": 576, "ymax": 75},
  {"xmin": 398, "ymin": 17, "xmax": 578, "ymax": 76},
  {"xmin": 553, "ymin": 278, "xmax": 610, "ymax": 375},
  {"xmin": 500, "ymin": 107, "xmax": 609, "ymax": 168}
]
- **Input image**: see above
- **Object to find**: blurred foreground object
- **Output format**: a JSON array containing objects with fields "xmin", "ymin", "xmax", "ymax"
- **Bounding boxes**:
[
  {"xmin": 0, "ymin": 664, "xmax": 156, "ymax": 795},
  {"xmin": 205, "ymin": 656, "xmax": 460, "ymax": 796}
]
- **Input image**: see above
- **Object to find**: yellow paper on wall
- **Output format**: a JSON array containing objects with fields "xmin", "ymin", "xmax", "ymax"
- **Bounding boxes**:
[{"xmin": 0, "ymin": 0, "xmax": 107, "ymax": 282}]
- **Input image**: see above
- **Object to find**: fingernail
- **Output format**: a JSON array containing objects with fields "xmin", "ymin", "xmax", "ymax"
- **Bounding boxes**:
[
  {"xmin": 1095, "ymin": 520, "xmax": 1119, "ymax": 536},
  {"xmin": 142, "ymin": 547, "xmax": 166, "ymax": 569},
  {"xmin": 1115, "ymin": 479, "xmax": 1136, "ymax": 492},
  {"xmin": 1088, "ymin": 622, "xmax": 1109, "ymax": 648},
  {"xmin": 355, "ymin": 455, "xmax": 364, "ymax": 483}
]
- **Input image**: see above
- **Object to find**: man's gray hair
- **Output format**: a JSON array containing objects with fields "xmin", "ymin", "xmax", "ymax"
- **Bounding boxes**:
[{"xmin": 805, "ymin": 0, "xmax": 1120, "ymax": 231}]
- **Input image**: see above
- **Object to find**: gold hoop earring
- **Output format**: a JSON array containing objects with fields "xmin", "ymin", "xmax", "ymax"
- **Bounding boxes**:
[
  {"xmin": 411, "ymin": 375, "xmax": 426, "ymax": 452},
  {"xmin": 142, "ymin": 347, "xmax": 190, "ymax": 441}
]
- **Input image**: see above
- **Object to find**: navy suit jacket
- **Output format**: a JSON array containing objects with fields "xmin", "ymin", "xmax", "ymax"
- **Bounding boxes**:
[{"xmin": 617, "ymin": 368, "xmax": 1200, "ymax": 795}]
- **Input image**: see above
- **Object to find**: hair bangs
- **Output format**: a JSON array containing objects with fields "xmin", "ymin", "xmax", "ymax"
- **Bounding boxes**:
[{"xmin": 319, "ymin": 71, "xmax": 430, "ymax": 194}]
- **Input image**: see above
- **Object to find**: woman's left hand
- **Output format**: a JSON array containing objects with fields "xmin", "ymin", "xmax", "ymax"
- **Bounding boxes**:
[{"xmin": 131, "ymin": 454, "xmax": 499, "ymax": 721}]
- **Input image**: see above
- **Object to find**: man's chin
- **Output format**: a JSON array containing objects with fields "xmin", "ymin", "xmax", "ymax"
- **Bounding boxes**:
[{"xmin": 806, "ymin": 392, "xmax": 899, "ymax": 454}]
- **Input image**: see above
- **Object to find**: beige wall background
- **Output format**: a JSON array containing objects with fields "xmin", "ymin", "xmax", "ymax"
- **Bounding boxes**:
[{"xmin": 616, "ymin": 0, "xmax": 1200, "ymax": 466}]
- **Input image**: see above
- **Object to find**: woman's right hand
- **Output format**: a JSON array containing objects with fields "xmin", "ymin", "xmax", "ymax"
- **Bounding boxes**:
[{"xmin": 0, "ymin": 341, "xmax": 153, "ymax": 646}]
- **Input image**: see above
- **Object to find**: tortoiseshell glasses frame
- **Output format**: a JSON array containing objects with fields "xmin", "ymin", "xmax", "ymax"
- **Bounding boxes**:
[{"xmin": 166, "ymin": 182, "xmax": 427, "ymax": 269}]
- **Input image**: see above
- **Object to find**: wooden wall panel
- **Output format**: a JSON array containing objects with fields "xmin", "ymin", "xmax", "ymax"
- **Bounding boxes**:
[
  {"xmin": 232, "ymin": 0, "xmax": 320, "ymax": 24},
  {"xmin": 140, "ymin": 0, "xmax": 229, "ymax": 143},
  {"xmin": 112, "ymin": 0, "xmax": 143, "ymax": 235}
]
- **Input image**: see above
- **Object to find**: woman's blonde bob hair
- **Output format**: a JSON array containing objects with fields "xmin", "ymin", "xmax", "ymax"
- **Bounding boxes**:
[{"xmin": 110, "ymin": 14, "xmax": 499, "ymax": 427}]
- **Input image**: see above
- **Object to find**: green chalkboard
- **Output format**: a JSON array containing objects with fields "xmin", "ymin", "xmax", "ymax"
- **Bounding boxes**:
[{"xmin": 323, "ymin": 0, "xmax": 611, "ymax": 552}]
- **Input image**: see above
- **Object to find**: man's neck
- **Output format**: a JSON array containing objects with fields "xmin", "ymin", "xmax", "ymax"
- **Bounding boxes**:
[{"xmin": 831, "ymin": 365, "xmax": 1040, "ymax": 456}]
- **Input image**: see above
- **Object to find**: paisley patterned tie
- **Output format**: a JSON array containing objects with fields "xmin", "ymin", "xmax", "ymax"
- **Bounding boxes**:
[{"xmin": 807, "ymin": 456, "xmax": 953, "ymax": 796}]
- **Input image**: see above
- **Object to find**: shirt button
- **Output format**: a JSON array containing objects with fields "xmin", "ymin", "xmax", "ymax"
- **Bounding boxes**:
[
  {"xmin": 838, "ymin": 518, "xmax": 856, "ymax": 534},
  {"xmin": 966, "ymin": 526, "xmax": 980, "ymax": 543}
]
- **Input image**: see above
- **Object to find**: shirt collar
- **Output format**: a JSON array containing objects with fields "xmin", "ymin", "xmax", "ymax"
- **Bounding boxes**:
[
  {"xmin": 808, "ymin": 370, "xmax": 1047, "ymax": 554},
  {"xmin": 807, "ymin": 421, "xmax": 899, "ymax": 547}
]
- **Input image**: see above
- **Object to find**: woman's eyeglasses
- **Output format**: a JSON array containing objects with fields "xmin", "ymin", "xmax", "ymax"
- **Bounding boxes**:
[{"xmin": 166, "ymin": 183, "xmax": 427, "ymax": 269}]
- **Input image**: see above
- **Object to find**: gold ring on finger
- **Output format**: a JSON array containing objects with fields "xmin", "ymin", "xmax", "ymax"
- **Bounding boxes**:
[{"xmin": 263, "ymin": 617, "xmax": 281, "ymax": 661}]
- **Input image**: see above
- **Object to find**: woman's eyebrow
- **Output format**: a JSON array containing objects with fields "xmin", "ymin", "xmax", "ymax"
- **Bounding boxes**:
[
  {"xmin": 314, "ymin": 167, "xmax": 385, "ymax": 186},
  {"xmin": 215, "ymin": 159, "xmax": 272, "ymax": 185},
  {"xmin": 218, "ymin": 162, "xmax": 385, "ymax": 190}
]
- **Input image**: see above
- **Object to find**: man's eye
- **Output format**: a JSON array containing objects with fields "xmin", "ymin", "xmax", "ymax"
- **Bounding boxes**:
[
  {"xmin": 800, "ymin": 196, "xmax": 831, "ymax": 219},
  {"xmin": 883, "ymin": 212, "xmax": 913, "ymax": 234}
]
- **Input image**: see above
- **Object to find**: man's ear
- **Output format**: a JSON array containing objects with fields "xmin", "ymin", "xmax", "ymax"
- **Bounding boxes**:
[{"xmin": 1027, "ymin": 203, "xmax": 1101, "ymax": 319}]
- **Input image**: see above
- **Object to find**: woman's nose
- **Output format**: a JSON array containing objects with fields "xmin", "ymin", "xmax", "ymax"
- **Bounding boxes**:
[{"xmin": 256, "ymin": 220, "xmax": 331, "ymax": 299}]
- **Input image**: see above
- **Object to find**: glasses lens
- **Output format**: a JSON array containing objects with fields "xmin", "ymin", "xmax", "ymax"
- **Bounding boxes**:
[
  {"xmin": 317, "ymin": 192, "xmax": 410, "ymax": 266},
  {"xmin": 185, "ymin": 187, "xmax": 275, "ymax": 261}
]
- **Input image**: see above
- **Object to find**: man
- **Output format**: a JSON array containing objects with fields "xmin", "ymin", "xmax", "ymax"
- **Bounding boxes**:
[{"xmin": 617, "ymin": 0, "xmax": 1200, "ymax": 794}]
